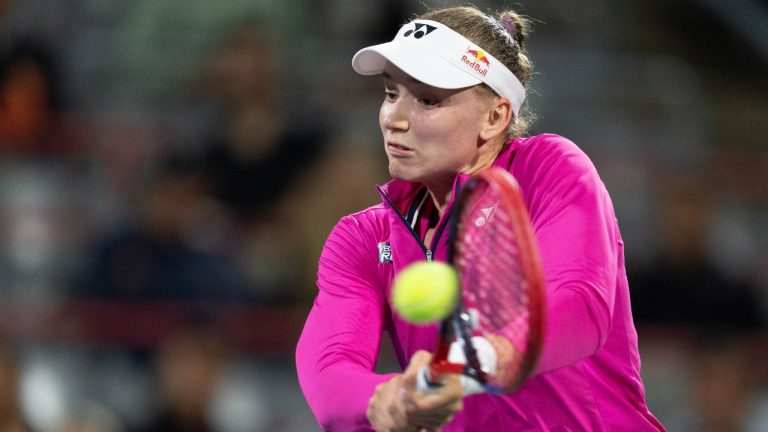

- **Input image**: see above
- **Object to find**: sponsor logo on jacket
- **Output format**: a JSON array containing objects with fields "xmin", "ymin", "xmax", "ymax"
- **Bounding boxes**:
[{"xmin": 378, "ymin": 242, "xmax": 393, "ymax": 264}]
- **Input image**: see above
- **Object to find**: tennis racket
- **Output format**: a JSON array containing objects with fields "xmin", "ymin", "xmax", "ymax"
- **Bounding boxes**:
[{"xmin": 417, "ymin": 167, "xmax": 546, "ymax": 394}]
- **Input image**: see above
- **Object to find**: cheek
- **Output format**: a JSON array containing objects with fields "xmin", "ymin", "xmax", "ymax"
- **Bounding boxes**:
[
  {"xmin": 420, "ymin": 110, "xmax": 480, "ymax": 149},
  {"xmin": 379, "ymin": 103, "xmax": 392, "ymax": 132}
]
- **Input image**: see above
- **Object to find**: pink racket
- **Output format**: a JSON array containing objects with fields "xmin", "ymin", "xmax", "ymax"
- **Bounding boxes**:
[{"xmin": 417, "ymin": 167, "xmax": 546, "ymax": 394}]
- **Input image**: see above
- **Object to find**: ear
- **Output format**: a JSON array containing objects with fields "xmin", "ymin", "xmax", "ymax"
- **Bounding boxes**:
[{"xmin": 479, "ymin": 97, "xmax": 512, "ymax": 141}]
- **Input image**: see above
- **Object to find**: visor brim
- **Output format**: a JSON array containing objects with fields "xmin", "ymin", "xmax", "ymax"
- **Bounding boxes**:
[{"xmin": 352, "ymin": 42, "xmax": 482, "ymax": 90}]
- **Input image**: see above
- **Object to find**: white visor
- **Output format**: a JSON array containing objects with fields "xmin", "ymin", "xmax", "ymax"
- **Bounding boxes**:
[{"xmin": 352, "ymin": 20, "xmax": 526, "ymax": 116}]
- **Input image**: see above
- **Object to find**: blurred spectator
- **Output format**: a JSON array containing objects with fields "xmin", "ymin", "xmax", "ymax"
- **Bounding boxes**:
[
  {"xmin": 630, "ymin": 175, "xmax": 765, "ymax": 331},
  {"xmin": 56, "ymin": 405, "xmax": 121, "ymax": 432},
  {"xmin": 141, "ymin": 319, "xmax": 228, "ymax": 432},
  {"xmin": 198, "ymin": 21, "xmax": 328, "ymax": 218},
  {"xmin": 133, "ymin": 311, "xmax": 302, "ymax": 432},
  {"xmin": 630, "ymin": 174, "xmax": 766, "ymax": 431},
  {"xmin": 193, "ymin": 22, "xmax": 329, "ymax": 304},
  {"xmin": 688, "ymin": 334, "xmax": 763, "ymax": 432},
  {"xmin": 72, "ymin": 155, "xmax": 254, "ymax": 303},
  {"xmin": 0, "ymin": 37, "xmax": 79, "ymax": 158},
  {"xmin": 0, "ymin": 343, "xmax": 35, "ymax": 432},
  {"xmin": 128, "ymin": 315, "xmax": 224, "ymax": 432},
  {"xmin": 193, "ymin": 21, "xmax": 386, "ymax": 303},
  {"xmin": 0, "ymin": 37, "xmax": 89, "ymax": 302}
]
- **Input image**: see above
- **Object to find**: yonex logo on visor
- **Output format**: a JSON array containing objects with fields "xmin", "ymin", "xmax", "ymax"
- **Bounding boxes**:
[
  {"xmin": 352, "ymin": 19, "xmax": 526, "ymax": 116},
  {"xmin": 403, "ymin": 23, "xmax": 437, "ymax": 39}
]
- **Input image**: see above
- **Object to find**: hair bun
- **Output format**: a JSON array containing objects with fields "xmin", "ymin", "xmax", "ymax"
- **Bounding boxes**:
[
  {"xmin": 500, "ymin": 17, "xmax": 517, "ymax": 39},
  {"xmin": 498, "ymin": 12, "xmax": 528, "ymax": 49}
]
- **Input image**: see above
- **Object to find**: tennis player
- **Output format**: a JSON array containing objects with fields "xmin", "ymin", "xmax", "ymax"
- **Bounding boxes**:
[{"xmin": 296, "ymin": 6, "xmax": 665, "ymax": 431}]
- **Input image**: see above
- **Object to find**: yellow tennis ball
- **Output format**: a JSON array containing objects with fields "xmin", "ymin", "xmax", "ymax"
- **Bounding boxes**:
[{"xmin": 392, "ymin": 261, "xmax": 459, "ymax": 324}]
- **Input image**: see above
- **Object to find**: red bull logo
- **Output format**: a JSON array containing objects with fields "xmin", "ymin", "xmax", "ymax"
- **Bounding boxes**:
[{"xmin": 461, "ymin": 48, "xmax": 490, "ymax": 76}]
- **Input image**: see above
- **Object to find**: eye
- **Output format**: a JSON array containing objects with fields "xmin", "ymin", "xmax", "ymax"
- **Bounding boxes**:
[
  {"xmin": 418, "ymin": 97, "xmax": 439, "ymax": 108},
  {"xmin": 383, "ymin": 90, "xmax": 398, "ymax": 102}
]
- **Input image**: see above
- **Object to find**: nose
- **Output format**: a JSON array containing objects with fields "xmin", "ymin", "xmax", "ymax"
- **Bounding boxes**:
[{"xmin": 380, "ymin": 98, "xmax": 409, "ymax": 133}]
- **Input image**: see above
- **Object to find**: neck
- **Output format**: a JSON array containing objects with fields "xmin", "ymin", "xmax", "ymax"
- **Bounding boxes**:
[
  {"xmin": 426, "ymin": 183, "xmax": 453, "ymax": 217},
  {"xmin": 426, "ymin": 136, "xmax": 505, "ymax": 215}
]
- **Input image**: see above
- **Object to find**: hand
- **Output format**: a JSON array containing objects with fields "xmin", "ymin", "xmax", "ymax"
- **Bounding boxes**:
[{"xmin": 367, "ymin": 350, "xmax": 464, "ymax": 431}]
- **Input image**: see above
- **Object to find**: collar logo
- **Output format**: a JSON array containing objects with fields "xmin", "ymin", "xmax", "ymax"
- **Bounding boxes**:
[
  {"xmin": 461, "ymin": 48, "xmax": 490, "ymax": 76},
  {"xmin": 403, "ymin": 22, "xmax": 437, "ymax": 39},
  {"xmin": 378, "ymin": 242, "xmax": 393, "ymax": 264}
]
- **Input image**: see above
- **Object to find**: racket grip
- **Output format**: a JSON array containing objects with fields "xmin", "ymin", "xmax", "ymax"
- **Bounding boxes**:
[
  {"xmin": 415, "ymin": 365, "xmax": 487, "ymax": 395},
  {"xmin": 460, "ymin": 375, "xmax": 486, "ymax": 395},
  {"xmin": 416, "ymin": 366, "xmax": 441, "ymax": 393}
]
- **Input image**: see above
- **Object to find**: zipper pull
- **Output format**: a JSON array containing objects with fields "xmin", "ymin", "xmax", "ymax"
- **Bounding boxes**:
[{"xmin": 426, "ymin": 250, "xmax": 433, "ymax": 261}]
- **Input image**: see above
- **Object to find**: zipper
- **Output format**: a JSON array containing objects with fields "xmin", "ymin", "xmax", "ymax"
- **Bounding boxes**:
[
  {"xmin": 378, "ymin": 179, "xmax": 461, "ymax": 262},
  {"xmin": 428, "ymin": 178, "xmax": 461, "ymax": 261},
  {"xmin": 378, "ymin": 187, "xmax": 431, "ymax": 259}
]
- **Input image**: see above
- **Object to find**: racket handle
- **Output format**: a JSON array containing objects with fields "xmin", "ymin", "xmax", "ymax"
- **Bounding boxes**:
[
  {"xmin": 416, "ymin": 337, "xmax": 498, "ymax": 395},
  {"xmin": 450, "ymin": 337, "xmax": 498, "ymax": 376},
  {"xmin": 461, "ymin": 375, "xmax": 486, "ymax": 395},
  {"xmin": 416, "ymin": 365, "xmax": 441, "ymax": 392},
  {"xmin": 416, "ymin": 365, "xmax": 487, "ymax": 395}
]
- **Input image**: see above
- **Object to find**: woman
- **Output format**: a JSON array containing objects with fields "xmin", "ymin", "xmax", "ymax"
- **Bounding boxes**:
[{"xmin": 296, "ymin": 6, "xmax": 665, "ymax": 431}]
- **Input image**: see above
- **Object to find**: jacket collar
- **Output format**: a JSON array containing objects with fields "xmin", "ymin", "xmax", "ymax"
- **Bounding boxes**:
[{"xmin": 377, "ymin": 174, "xmax": 470, "ymax": 214}]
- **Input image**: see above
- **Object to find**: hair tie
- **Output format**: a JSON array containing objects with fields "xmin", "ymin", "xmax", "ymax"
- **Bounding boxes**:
[{"xmin": 500, "ymin": 18, "xmax": 517, "ymax": 39}]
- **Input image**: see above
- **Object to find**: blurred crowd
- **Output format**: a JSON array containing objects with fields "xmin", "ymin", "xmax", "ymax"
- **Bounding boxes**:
[{"xmin": 0, "ymin": 0, "xmax": 766, "ymax": 431}]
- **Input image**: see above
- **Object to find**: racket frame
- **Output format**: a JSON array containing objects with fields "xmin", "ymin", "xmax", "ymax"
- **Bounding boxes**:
[{"xmin": 422, "ymin": 167, "xmax": 546, "ymax": 394}]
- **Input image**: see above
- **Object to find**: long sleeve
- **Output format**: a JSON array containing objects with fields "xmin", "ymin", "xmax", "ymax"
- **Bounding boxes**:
[
  {"xmin": 296, "ymin": 216, "xmax": 394, "ymax": 431},
  {"xmin": 513, "ymin": 135, "xmax": 619, "ymax": 374}
]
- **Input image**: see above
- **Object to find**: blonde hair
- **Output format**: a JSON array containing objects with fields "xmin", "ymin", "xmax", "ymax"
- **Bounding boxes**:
[{"xmin": 418, "ymin": 6, "xmax": 535, "ymax": 138}]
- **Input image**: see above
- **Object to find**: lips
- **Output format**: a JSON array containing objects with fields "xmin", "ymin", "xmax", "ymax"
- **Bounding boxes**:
[{"xmin": 386, "ymin": 141, "xmax": 414, "ymax": 157}]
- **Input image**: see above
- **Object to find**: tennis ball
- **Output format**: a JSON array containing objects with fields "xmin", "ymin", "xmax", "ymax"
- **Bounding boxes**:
[{"xmin": 392, "ymin": 261, "xmax": 459, "ymax": 324}]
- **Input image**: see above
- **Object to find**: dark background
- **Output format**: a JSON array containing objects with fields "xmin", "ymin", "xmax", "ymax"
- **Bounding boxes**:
[{"xmin": 0, "ymin": 0, "xmax": 766, "ymax": 431}]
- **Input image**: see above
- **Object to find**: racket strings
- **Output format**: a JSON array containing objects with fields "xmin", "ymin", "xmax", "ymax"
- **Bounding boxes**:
[{"xmin": 456, "ymin": 183, "xmax": 532, "ymax": 385}]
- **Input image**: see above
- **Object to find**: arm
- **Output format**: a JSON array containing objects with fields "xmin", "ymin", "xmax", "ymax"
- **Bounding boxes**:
[
  {"xmin": 296, "ymin": 216, "xmax": 394, "ymax": 430},
  {"xmin": 517, "ymin": 138, "xmax": 619, "ymax": 374}
]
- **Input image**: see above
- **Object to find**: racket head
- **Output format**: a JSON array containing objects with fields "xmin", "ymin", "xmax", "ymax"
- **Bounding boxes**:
[{"xmin": 430, "ymin": 167, "xmax": 546, "ymax": 393}]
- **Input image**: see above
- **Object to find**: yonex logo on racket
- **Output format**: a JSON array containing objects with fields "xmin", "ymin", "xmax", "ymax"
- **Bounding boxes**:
[
  {"xmin": 475, "ymin": 203, "xmax": 498, "ymax": 227},
  {"xmin": 403, "ymin": 22, "xmax": 437, "ymax": 39}
]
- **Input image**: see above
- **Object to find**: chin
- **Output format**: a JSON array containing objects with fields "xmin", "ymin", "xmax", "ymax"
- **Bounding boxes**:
[{"xmin": 388, "ymin": 164, "xmax": 422, "ymax": 183}]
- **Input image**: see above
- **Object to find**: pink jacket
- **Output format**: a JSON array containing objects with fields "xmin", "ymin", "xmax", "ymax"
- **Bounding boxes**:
[{"xmin": 296, "ymin": 134, "xmax": 665, "ymax": 431}]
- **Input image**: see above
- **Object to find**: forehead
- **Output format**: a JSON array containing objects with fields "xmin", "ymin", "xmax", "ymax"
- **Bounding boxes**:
[
  {"xmin": 382, "ymin": 62, "xmax": 423, "ymax": 85},
  {"xmin": 382, "ymin": 62, "xmax": 475, "ymax": 97}
]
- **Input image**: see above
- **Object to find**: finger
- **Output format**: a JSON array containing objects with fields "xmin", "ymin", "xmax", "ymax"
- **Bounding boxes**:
[
  {"xmin": 407, "ymin": 396, "xmax": 462, "ymax": 425},
  {"xmin": 387, "ymin": 397, "xmax": 410, "ymax": 428},
  {"xmin": 404, "ymin": 378, "xmax": 463, "ymax": 428},
  {"xmin": 401, "ymin": 350, "xmax": 434, "ymax": 394},
  {"xmin": 369, "ymin": 378, "xmax": 412, "ymax": 432},
  {"xmin": 367, "ymin": 383, "xmax": 389, "ymax": 429},
  {"xmin": 409, "ymin": 389, "xmax": 463, "ymax": 411},
  {"xmin": 410, "ymin": 374, "xmax": 463, "ymax": 408},
  {"xmin": 404, "ymin": 350, "xmax": 433, "ymax": 376}
]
